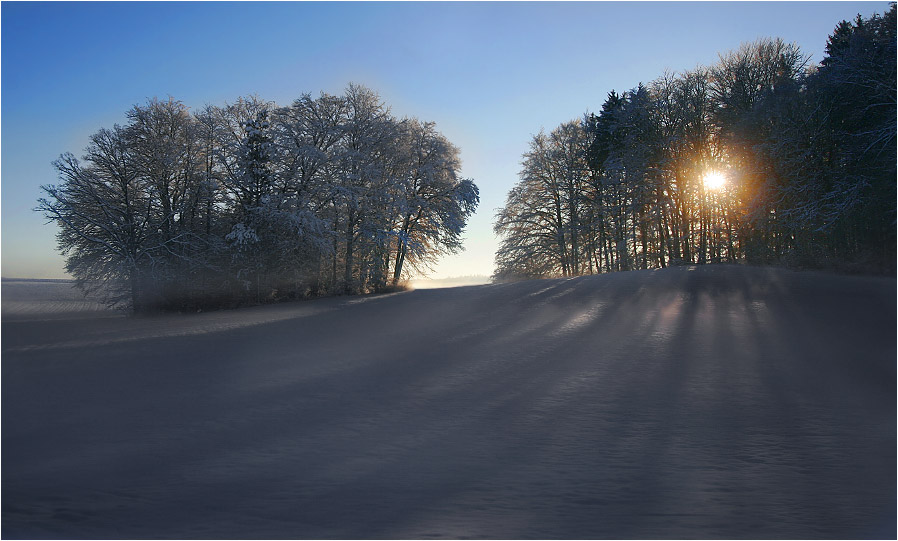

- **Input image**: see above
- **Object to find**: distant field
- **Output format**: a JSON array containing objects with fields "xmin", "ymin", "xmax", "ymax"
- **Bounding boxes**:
[
  {"xmin": 409, "ymin": 275, "xmax": 491, "ymax": 289},
  {"xmin": 1, "ymin": 278, "xmax": 113, "ymax": 319}
]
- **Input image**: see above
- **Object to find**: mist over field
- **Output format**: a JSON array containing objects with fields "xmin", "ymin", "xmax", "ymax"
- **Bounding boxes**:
[
  {"xmin": 2, "ymin": 265, "xmax": 894, "ymax": 539},
  {"xmin": 1, "ymin": 279, "xmax": 112, "ymax": 319},
  {"xmin": 410, "ymin": 275, "xmax": 491, "ymax": 289}
]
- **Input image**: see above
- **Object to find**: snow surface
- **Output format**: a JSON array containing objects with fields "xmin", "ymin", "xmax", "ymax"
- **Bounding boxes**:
[
  {"xmin": 2, "ymin": 280, "xmax": 112, "ymax": 320},
  {"xmin": 2, "ymin": 265, "xmax": 895, "ymax": 539}
]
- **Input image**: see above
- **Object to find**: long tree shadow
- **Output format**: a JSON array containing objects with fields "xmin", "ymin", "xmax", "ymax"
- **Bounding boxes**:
[{"xmin": 2, "ymin": 266, "xmax": 895, "ymax": 539}]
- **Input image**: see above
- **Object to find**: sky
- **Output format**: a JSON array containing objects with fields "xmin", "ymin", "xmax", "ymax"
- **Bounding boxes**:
[{"xmin": 1, "ymin": 1, "xmax": 889, "ymax": 280}]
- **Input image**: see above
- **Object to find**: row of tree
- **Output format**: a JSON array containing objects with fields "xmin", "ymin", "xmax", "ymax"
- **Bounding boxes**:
[
  {"xmin": 494, "ymin": 6, "xmax": 895, "ymax": 280},
  {"xmin": 39, "ymin": 84, "xmax": 479, "ymax": 311}
]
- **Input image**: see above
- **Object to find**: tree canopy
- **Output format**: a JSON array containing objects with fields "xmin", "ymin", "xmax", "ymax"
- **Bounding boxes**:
[{"xmin": 38, "ymin": 85, "xmax": 479, "ymax": 311}]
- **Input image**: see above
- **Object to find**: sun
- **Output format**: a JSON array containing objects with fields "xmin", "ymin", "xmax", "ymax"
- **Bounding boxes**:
[{"xmin": 703, "ymin": 171, "xmax": 727, "ymax": 191}]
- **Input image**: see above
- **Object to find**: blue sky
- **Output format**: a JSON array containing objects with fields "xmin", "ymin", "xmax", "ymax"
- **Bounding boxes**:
[{"xmin": 2, "ymin": 1, "xmax": 889, "ymax": 279}]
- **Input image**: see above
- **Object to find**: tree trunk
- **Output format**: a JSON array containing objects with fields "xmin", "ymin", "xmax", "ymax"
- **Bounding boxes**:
[
  {"xmin": 344, "ymin": 212, "xmax": 355, "ymax": 294},
  {"xmin": 130, "ymin": 268, "xmax": 142, "ymax": 313},
  {"xmin": 392, "ymin": 214, "xmax": 412, "ymax": 285}
]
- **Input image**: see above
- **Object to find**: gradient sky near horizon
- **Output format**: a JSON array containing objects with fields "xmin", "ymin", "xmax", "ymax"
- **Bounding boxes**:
[{"xmin": 2, "ymin": 1, "xmax": 889, "ymax": 279}]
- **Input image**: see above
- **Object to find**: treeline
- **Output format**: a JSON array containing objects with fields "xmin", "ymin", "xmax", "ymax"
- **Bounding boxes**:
[
  {"xmin": 494, "ymin": 6, "xmax": 895, "ymax": 280},
  {"xmin": 38, "ymin": 84, "xmax": 479, "ymax": 311}
]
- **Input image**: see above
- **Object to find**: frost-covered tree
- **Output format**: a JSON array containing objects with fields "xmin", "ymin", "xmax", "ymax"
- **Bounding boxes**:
[
  {"xmin": 495, "ymin": 6, "xmax": 895, "ymax": 279},
  {"xmin": 39, "ymin": 85, "xmax": 480, "ymax": 310},
  {"xmin": 37, "ymin": 127, "xmax": 154, "ymax": 309},
  {"xmin": 494, "ymin": 169, "xmax": 566, "ymax": 280},
  {"xmin": 390, "ymin": 119, "xmax": 478, "ymax": 285},
  {"xmin": 727, "ymin": 7, "xmax": 896, "ymax": 269},
  {"xmin": 125, "ymin": 97, "xmax": 210, "ymax": 302},
  {"xmin": 494, "ymin": 125, "xmax": 589, "ymax": 280},
  {"xmin": 272, "ymin": 92, "xmax": 345, "ymax": 294},
  {"xmin": 330, "ymin": 84, "xmax": 395, "ymax": 293}
]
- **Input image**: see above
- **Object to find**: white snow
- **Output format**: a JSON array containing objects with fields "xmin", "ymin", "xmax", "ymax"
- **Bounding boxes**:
[{"xmin": 2, "ymin": 265, "xmax": 895, "ymax": 538}]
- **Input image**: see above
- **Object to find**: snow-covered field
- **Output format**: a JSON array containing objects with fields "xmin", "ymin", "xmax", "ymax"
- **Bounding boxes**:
[
  {"xmin": 410, "ymin": 275, "xmax": 491, "ymax": 289},
  {"xmin": 2, "ymin": 279, "xmax": 113, "ymax": 320},
  {"xmin": 2, "ymin": 265, "xmax": 895, "ymax": 539}
]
